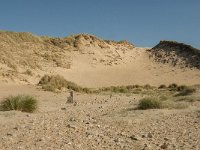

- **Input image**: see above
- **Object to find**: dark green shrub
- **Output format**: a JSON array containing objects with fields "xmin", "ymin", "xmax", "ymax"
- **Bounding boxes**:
[{"xmin": 0, "ymin": 95, "xmax": 38, "ymax": 113}]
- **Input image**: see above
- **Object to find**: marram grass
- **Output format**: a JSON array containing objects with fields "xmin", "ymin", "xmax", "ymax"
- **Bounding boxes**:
[{"xmin": 0, "ymin": 95, "xmax": 38, "ymax": 113}]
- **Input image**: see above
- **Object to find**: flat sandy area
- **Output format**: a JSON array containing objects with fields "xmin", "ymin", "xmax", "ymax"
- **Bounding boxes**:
[{"xmin": 0, "ymin": 84, "xmax": 199, "ymax": 150}]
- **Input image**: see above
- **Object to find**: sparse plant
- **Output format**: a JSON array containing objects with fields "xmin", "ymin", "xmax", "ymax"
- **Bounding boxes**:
[{"xmin": 0, "ymin": 95, "xmax": 38, "ymax": 113}]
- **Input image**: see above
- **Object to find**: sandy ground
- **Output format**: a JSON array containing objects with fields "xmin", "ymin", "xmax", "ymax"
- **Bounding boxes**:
[
  {"xmin": 0, "ymin": 32, "xmax": 200, "ymax": 149},
  {"xmin": 0, "ymin": 84, "xmax": 199, "ymax": 150}
]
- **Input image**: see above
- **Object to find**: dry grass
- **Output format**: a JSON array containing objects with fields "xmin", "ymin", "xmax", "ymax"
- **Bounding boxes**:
[{"xmin": 0, "ymin": 31, "xmax": 71, "ymax": 72}]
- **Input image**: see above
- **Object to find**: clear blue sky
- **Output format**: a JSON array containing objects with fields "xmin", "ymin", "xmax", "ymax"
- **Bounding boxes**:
[{"xmin": 0, "ymin": 0, "xmax": 199, "ymax": 48}]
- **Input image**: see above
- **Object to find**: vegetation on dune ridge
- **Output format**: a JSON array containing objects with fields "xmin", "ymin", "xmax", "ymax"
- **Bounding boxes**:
[
  {"xmin": 0, "ymin": 31, "xmax": 42, "ymax": 43},
  {"xmin": 0, "ymin": 31, "xmax": 72, "ymax": 71},
  {"xmin": 0, "ymin": 95, "xmax": 38, "ymax": 113},
  {"xmin": 150, "ymin": 40, "xmax": 200, "ymax": 69},
  {"xmin": 153, "ymin": 40, "xmax": 200, "ymax": 56}
]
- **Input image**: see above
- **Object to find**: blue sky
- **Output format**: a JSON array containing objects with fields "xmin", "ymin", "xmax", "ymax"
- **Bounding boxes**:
[{"xmin": 0, "ymin": 0, "xmax": 199, "ymax": 48}]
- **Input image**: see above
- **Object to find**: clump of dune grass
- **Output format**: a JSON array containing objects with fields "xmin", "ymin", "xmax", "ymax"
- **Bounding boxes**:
[
  {"xmin": 138, "ymin": 97, "xmax": 163, "ymax": 110},
  {"xmin": 38, "ymin": 74, "xmax": 91, "ymax": 93},
  {"xmin": 0, "ymin": 95, "xmax": 38, "ymax": 113}
]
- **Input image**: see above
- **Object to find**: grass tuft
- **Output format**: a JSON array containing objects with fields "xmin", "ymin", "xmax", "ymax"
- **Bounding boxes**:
[
  {"xmin": 0, "ymin": 95, "xmax": 38, "ymax": 113},
  {"xmin": 138, "ymin": 97, "xmax": 162, "ymax": 110}
]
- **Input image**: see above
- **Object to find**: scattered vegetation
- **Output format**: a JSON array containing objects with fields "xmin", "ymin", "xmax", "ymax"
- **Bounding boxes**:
[
  {"xmin": 176, "ymin": 87, "xmax": 196, "ymax": 96},
  {"xmin": 0, "ymin": 95, "xmax": 38, "ymax": 113},
  {"xmin": 168, "ymin": 84, "xmax": 196, "ymax": 96},
  {"xmin": 96, "ymin": 84, "xmax": 155, "ymax": 94},
  {"xmin": 38, "ymin": 74, "xmax": 91, "ymax": 93}
]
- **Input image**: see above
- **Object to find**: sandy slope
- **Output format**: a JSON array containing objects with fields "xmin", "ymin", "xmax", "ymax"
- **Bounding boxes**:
[
  {"xmin": 0, "ymin": 31, "xmax": 199, "ymax": 87},
  {"xmin": 58, "ymin": 47, "xmax": 200, "ymax": 87}
]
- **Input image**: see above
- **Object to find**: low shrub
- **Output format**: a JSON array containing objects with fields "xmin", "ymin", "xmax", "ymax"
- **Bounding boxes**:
[
  {"xmin": 138, "ymin": 98, "xmax": 162, "ymax": 110},
  {"xmin": 0, "ymin": 95, "xmax": 38, "ymax": 113}
]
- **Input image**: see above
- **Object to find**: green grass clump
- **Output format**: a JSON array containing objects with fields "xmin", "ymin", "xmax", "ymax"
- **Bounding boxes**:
[
  {"xmin": 138, "ymin": 98, "xmax": 162, "ymax": 110},
  {"xmin": 38, "ymin": 74, "xmax": 91, "ymax": 93},
  {"xmin": 0, "ymin": 95, "xmax": 38, "ymax": 113}
]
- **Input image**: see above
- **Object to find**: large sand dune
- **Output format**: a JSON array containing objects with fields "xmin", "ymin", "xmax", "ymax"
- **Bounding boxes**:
[{"xmin": 0, "ymin": 31, "xmax": 200, "ymax": 87}]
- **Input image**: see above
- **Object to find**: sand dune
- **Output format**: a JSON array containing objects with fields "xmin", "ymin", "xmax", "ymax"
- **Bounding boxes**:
[{"xmin": 0, "ymin": 31, "xmax": 200, "ymax": 87}]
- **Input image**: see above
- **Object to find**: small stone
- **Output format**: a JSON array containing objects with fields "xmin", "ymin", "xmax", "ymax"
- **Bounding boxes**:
[
  {"xmin": 143, "ymin": 143, "xmax": 151, "ymax": 150},
  {"xmin": 114, "ymin": 138, "xmax": 119, "ymax": 143},
  {"xmin": 147, "ymin": 132, "xmax": 153, "ymax": 138},
  {"xmin": 7, "ymin": 133, "xmax": 12, "ymax": 136},
  {"xmin": 129, "ymin": 135, "xmax": 141, "ymax": 141},
  {"xmin": 97, "ymin": 125, "xmax": 101, "ymax": 128},
  {"xmin": 142, "ymin": 134, "xmax": 146, "ymax": 138},
  {"xmin": 69, "ymin": 117, "xmax": 76, "ymax": 121},
  {"xmin": 160, "ymin": 142, "xmax": 168, "ymax": 149},
  {"xmin": 61, "ymin": 107, "xmax": 66, "ymax": 110},
  {"xmin": 13, "ymin": 127, "xmax": 19, "ymax": 130},
  {"xmin": 164, "ymin": 137, "xmax": 169, "ymax": 141},
  {"xmin": 67, "ymin": 124, "xmax": 77, "ymax": 129}
]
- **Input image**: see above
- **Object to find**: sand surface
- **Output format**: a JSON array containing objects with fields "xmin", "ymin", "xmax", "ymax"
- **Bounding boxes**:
[{"xmin": 0, "ymin": 84, "xmax": 199, "ymax": 150}]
